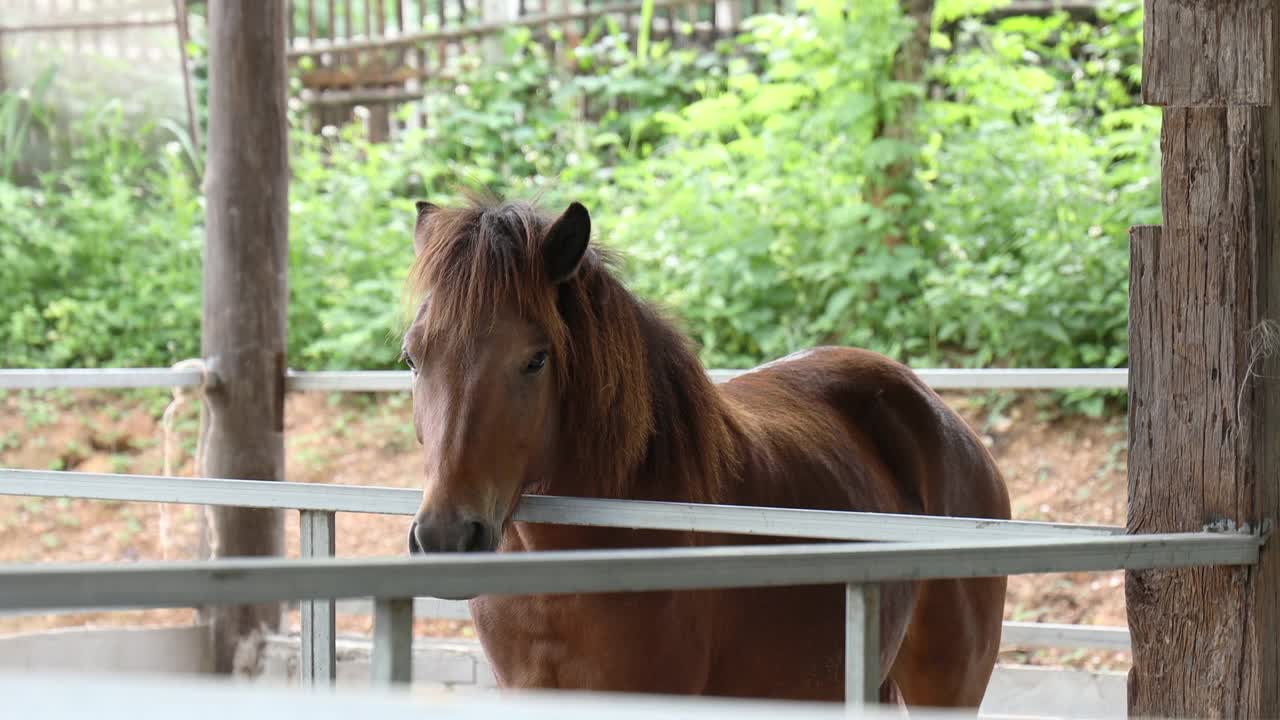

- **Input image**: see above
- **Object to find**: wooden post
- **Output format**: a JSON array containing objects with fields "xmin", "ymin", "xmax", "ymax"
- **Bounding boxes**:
[
  {"xmin": 201, "ymin": 0, "xmax": 290, "ymax": 675},
  {"xmin": 870, "ymin": 0, "xmax": 934, "ymax": 247},
  {"xmin": 1127, "ymin": 1, "xmax": 1279, "ymax": 716}
]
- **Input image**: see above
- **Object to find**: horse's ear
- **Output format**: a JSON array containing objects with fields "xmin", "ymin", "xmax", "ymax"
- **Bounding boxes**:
[
  {"xmin": 542, "ymin": 201, "xmax": 591, "ymax": 283},
  {"xmin": 413, "ymin": 201, "xmax": 439, "ymax": 256}
]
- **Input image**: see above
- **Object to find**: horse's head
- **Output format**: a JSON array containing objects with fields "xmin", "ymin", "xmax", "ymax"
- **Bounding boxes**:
[{"xmin": 401, "ymin": 198, "xmax": 592, "ymax": 555}]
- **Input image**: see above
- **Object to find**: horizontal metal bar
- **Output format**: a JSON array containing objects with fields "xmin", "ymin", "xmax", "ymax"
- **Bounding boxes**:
[
  {"xmin": 0, "ymin": 367, "xmax": 1128, "ymax": 392},
  {"xmin": 0, "ymin": 596, "xmax": 1136, "ymax": 654},
  {"xmin": 0, "ymin": 469, "xmax": 416, "ymax": 515},
  {"xmin": 288, "ymin": 368, "xmax": 1129, "ymax": 392},
  {"xmin": 906, "ymin": 368, "xmax": 1127, "ymax": 390},
  {"xmin": 999, "ymin": 621, "xmax": 1130, "ymax": 651},
  {"xmin": 0, "ymin": 368, "xmax": 204, "ymax": 390},
  {"xmin": 708, "ymin": 368, "xmax": 1129, "ymax": 389},
  {"xmin": 0, "ymin": 670, "xmax": 891, "ymax": 720},
  {"xmin": 0, "ymin": 469, "xmax": 1123, "ymax": 541},
  {"xmin": 515, "ymin": 494, "xmax": 1122, "ymax": 540},
  {"xmin": 336, "ymin": 600, "xmax": 1130, "ymax": 654},
  {"xmin": 328, "ymin": 603, "xmax": 1133, "ymax": 654},
  {"xmin": 0, "ymin": 533, "xmax": 1257, "ymax": 612},
  {"xmin": 286, "ymin": 370, "xmax": 408, "ymax": 392}
]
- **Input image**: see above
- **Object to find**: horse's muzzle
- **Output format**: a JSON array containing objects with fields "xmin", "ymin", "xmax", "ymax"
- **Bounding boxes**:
[
  {"xmin": 408, "ymin": 514, "xmax": 499, "ymax": 555},
  {"xmin": 408, "ymin": 514, "xmax": 498, "ymax": 600}
]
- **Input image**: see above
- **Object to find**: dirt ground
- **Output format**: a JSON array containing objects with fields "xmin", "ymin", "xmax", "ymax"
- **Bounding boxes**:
[{"xmin": 0, "ymin": 387, "xmax": 1130, "ymax": 671}]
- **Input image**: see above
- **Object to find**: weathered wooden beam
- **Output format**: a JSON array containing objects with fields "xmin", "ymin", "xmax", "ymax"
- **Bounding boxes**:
[
  {"xmin": 1142, "ymin": 0, "xmax": 1273, "ymax": 107},
  {"xmin": 201, "ymin": 0, "xmax": 290, "ymax": 674},
  {"xmin": 1126, "ymin": 95, "xmax": 1280, "ymax": 720}
]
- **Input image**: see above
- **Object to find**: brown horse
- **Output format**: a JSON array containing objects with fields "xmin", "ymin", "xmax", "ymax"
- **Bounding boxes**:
[{"xmin": 400, "ymin": 196, "xmax": 1011, "ymax": 708}]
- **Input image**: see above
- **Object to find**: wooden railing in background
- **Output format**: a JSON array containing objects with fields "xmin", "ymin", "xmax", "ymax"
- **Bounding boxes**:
[
  {"xmin": 283, "ymin": 0, "xmax": 770, "ymax": 141},
  {"xmin": 0, "ymin": 0, "xmax": 1102, "ymax": 144}
]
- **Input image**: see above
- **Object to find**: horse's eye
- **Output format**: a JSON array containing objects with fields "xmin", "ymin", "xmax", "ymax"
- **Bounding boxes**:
[
  {"xmin": 524, "ymin": 351, "xmax": 549, "ymax": 375},
  {"xmin": 401, "ymin": 351, "xmax": 417, "ymax": 373}
]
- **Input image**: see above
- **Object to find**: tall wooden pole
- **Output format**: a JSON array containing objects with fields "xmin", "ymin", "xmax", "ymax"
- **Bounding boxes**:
[
  {"xmin": 1127, "ymin": 0, "xmax": 1278, "ymax": 716},
  {"xmin": 201, "ymin": 0, "xmax": 290, "ymax": 674}
]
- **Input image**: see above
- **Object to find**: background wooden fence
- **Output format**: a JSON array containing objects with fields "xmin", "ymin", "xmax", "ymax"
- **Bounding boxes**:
[
  {"xmin": 283, "ymin": 0, "xmax": 772, "ymax": 141},
  {"xmin": 0, "ymin": 0, "xmax": 1106, "ymax": 145},
  {"xmin": 0, "ymin": 0, "xmax": 191, "ymax": 135},
  {"xmin": 0, "ymin": 0, "xmax": 769, "ymax": 143}
]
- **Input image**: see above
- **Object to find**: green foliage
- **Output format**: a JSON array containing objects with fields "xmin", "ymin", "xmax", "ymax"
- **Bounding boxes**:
[
  {"xmin": 0, "ymin": 64, "xmax": 57, "ymax": 181},
  {"xmin": 283, "ymin": 30, "xmax": 732, "ymax": 368},
  {"xmin": 917, "ymin": 0, "xmax": 1158, "ymax": 373},
  {"xmin": 0, "ymin": 102, "xmax": 203, "ymax": 368},
  {"xmin": 0, "ymin": 0, "xmax": 1158, "ymax": 419},
  {"xmin": 584, "ymin": 0, "xmax": 924, "ymax": 367}
]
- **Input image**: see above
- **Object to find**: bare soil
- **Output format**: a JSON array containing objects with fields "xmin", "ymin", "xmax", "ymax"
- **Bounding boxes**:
[{"xmin": 0, "ymin": 388, "xmax": 1130, "ymax": 671}]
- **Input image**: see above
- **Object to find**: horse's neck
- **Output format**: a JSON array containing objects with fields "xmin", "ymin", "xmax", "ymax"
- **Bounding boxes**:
[{"xmin": 546, "ymin": 295, "xmax": 739, "ymax": 505}]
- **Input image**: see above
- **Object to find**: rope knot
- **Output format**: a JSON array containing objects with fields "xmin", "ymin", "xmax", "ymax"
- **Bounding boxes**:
[{"xmin": 159, "ymin": 358, "xmax": 212, "ymax": 560}]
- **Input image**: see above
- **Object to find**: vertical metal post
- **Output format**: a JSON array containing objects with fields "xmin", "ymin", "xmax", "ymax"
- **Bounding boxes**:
[
  {"xmin": 371, "ymin": 597, "xmax": 414, "ymax": 685},
  {"xmin": 300, "ymin": 510, "xmax": 336, "ymax": 686},
  {"xmin": 845, "ymin": 583, "xmax": 879, "ymax": 709}
]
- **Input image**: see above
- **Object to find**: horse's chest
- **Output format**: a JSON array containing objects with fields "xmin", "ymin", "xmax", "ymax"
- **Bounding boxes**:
[
  {"xmin": 469, "ymin": 595, "xmax": 572, "ymax": 687},
  {"xmin": 468, "ymin": 592, "xmax": 714, "ymax": 693}
]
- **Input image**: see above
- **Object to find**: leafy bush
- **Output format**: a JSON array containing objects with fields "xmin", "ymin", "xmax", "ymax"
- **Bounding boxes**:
[
  {"xmin": 284, "ymin": 30, "xmax": 737, "ymax": 368},
  {"xmin": 0, "ymin": 0, "xmax": 1158, "ymax": 417},
  {"xmin": 580, "ymin": 0, "xmax": 925, "ymax": 367},
  {"xmin": 576, "ymin": 0, "xmax": 1157, "ymax": 385},
  {"xmin": 917, "ymin": 0, "xmax": 1159, "ymax": 373},
  {"xmin": 0, "ymin": 101, "xmax": 203, "ymax": 368}
]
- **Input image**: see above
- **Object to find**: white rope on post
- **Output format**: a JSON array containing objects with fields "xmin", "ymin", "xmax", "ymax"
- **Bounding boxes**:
[{"xmin": 158, "ymin": 358, "xmax": 212, "ymax": 560}]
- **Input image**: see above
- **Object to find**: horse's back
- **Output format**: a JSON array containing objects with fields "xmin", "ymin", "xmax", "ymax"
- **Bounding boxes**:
[{"xmin": 723, "ymin": 345, "xmax": 1008, "ymax": 519}]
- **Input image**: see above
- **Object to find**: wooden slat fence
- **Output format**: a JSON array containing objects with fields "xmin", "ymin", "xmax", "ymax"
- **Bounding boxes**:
[
  {"xmin": 0, "ymin": 0, "xmax": 193, "ymax": 178},
  {"xmin": 283, "ymin": 0, "xmax": 775, "ymax": 141},
  {"xmin": 0, "ymin": 0, "xmax": 1112, "ymax": 144}
]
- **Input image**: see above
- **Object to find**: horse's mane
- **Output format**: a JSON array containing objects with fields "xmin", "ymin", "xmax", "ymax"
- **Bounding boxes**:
[{"xmin": 405, "ymin": 194, "xmax": 739, "ymax": 503}]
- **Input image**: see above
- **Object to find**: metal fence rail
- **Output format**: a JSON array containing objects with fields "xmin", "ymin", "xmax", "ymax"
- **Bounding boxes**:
[
  {"xmin": 0, "ymin": 468, "xmax": 1137, "ymax": 667},
  {"xmin": 0, "ymin": 367, "xmax": 1131, "ymax": 391},
  {"xmin": 0, "ymin": 534, "xmax": 1257, "ymax": 611},
  {"xmin": 0, "ymin": 469, "xmax": 1124, "ymax": 541},
  {"xmin": 0, "ymin": 368, "xmax": 205, "ymax": 390},
  {"xmin": 0, "ymin": 359, "xmax": 1137, "ymax": 707},
  {"xmin": 1, "ymin": 669, "xmax": 975, "ymax": 720},
  {"xmin": 318, "ymin": 599, "xmax": 1136, "ymax": 652},
  {"xmin": 0, "ymin": 465, "xmax": 1136, "ymax": 655},
  {"xmin": 0, "ymin": 531, "xmax": 1257, "ymax": 706},
  {"xmin": 998, "ymin": 621, "xmax": 1131, "ymax": 651}
]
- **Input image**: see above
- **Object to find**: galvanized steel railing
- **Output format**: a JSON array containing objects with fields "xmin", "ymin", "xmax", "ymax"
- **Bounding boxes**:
[
  {"xmin": 0, "ymin": 467, "xmax": 1260, "ymax": 709},
  {"xmin": 0, "ymin": 364, "xmax": 1156, "ymax": 710},
  {"xmin": 0, "ymin": 367, "xmax": 1129, "ymax": 391}
]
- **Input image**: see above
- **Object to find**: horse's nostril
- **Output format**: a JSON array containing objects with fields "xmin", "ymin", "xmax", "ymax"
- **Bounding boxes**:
[
  {"xmin": 407, "ymin": 521, "xmax": 424, "ymax": 555},
  {"xmin": 460, "ymin": 520, "xmax": 486, "ymax": 552}
]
